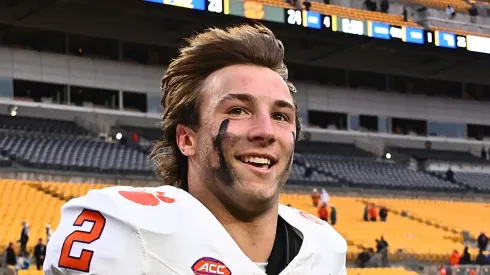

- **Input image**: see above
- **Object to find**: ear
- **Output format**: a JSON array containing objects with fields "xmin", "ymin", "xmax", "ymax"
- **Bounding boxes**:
[{"xmin": 176, "ymin": 124, "xmax": 197, "ymax": 156}]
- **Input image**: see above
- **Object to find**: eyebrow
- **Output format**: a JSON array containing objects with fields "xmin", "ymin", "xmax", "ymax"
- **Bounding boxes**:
[{"xmin": 216, "ymin": 93, "xmax": 296, "ymax": 112}]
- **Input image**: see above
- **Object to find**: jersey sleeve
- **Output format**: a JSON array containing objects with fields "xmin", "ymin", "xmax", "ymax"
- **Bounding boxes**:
[{"xmin": 43, "ymin": 189, "xmax": 146, "ymax": 275}]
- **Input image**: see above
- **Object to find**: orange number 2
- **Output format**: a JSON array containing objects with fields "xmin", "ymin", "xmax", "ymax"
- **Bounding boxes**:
[{"xmin": 58, "ymin": 209, "xmax": 106, "ymax": 272}]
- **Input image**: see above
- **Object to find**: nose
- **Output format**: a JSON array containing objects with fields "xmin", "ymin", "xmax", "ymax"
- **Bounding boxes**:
[{"xmin": 247, "ymin": 113, "xmax": 276, "ymax": 145}]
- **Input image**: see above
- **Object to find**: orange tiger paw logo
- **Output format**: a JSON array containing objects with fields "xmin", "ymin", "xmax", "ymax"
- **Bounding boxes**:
[
  {"xmin": 244, "ymin": 1, "xmax": 265, "ymax": 20},
  {"xmin": 119, "ymin": 190, "xmax": 175, "ymax": 206}
]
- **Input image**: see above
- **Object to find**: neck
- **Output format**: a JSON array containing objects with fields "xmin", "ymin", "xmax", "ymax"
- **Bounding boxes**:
[{"xmin": 188, "ymin": 175, "xmax": 278, "ymax": 263}]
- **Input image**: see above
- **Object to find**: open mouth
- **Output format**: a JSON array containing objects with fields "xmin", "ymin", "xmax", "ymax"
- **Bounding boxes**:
[{"xmin": 236, "ymin": 156, "xmax": 276, "ymax": 170}]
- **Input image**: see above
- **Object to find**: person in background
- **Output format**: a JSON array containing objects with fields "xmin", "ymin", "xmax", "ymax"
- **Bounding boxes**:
[
  {"xmin": 18, "ymin": 221, "xmax": 29, "ymax": 255},
  {"xmin": 330, "ymin": 204, "xmax": 337, "ymax": 226},
  {"xmin": 320, "ymin": 188, "xmax": 330, "ymax": 206},
  {"xmin": 477, "ymin": 232, "xmax": 488, "ymax": 251},
  {"xmin": 311, "ymin": 188, "xmax": 320, "ymax": 207},
  {"xmin": 369, "ymin": 203, "xmax": 377, "ymax": 222},
  {"xmin": 363, "ymin": 205, "xmax": 369, "ymax": 221},
  {"xmin": 379, "ymin": 206, "xmax": 388, "ymax": 222},
  {"xmin": 318, "ymin": 203, "xmax": 329, "ymax": 222},
  {"xmin": 459, "ymin": 246, "xmax": 472, "ymax": 265},
  {"xmin": 476, "ymin": 249, "xmax": 488, "ymax": 265},
  {"xmin": 449, "ymin": 249, "xmax": 460, "ymax": 266},
  {"xmin": 5, "ymin": 242, "xmax": 17, "ymax": 267},
  {"xmin": 34, "ymin": 238, "xmax": 47, "ymax": 270},
  {"xmin": 356, "ymin": 247, "xmax": 371, "ymax": 268},
  {"xmin": 46, "ymin": 223, "xmax": 53, "ymax": 242}
]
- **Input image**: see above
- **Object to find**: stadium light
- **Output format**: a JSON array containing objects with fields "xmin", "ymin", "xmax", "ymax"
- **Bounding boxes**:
[
  {"xmin": 385, "ymin": 152, "xmax": 392, "ymax": 160},
  {"xmin": 116, "ymin": 133, "xmax": 122, "ymax": 140},
  {"xmin": 8, "ymin": 105, "xmax": 17, "ymax": 117}
]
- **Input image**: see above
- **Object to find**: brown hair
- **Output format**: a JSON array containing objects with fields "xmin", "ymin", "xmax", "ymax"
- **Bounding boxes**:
[{"xmin": 150, "ymin": 23, "xmax": 301, "ymax": 190}]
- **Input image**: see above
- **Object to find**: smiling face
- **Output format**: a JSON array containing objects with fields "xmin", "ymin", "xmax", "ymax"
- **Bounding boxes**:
[{"xmin": 177, "ymin": 64, "xmax": 297, "ymax": 218}]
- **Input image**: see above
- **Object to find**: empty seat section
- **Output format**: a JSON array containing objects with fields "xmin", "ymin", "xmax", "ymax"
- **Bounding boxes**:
[
  {"xmin": 0, "ymin": 115, "xmax": 90, "ymax": 136},
  {"xmin": 0, "ymin": 133, "xmax": 152, "ymax": 175},
  {"xmin": 453, "ymin": 172, "xmax": 490, "ymax": 191},
  {"xmin": 391, "ymin": 147, "xmax": 486, "ymax": 163},
  {"xmin": 305, "ymin": 154, "xmax": 460, "ymax": 191}
]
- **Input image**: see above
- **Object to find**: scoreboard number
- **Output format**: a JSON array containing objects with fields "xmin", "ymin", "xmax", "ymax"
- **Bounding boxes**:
[
  {"xmin": 207, "ymin": 0, "xmax": 223, "ymax": 13},
  {"xmin": 287, "ymin": 9, "xmax": 302, "ymax": 25},
  {"xmin": 426, "ymin": 32, "xmax": 433, "ymax": 44},
  {"xmin": 323, "ymin": 16, "xmax": 330, "ymax": 28},
  {"xmin": 457, "ymin": 36, "xmax": 467, "ymax": 48}
]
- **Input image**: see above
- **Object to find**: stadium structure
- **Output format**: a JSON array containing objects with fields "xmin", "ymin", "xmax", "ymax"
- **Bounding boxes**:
[{"xmin": 0, "ymin": 0, "xmax": 490, "ymax": 274}]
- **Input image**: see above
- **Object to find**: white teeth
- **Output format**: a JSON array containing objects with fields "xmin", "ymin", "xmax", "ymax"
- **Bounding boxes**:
[{"xmin": 240, "ymin": 156, "xmax": 271, "ymax": 165}]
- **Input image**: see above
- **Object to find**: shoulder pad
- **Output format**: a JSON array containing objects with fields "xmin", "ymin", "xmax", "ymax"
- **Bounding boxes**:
[
  {"xmin": 64, "ymin": 185, "xmax": 190, "ymax": 234},
  {"xmin": 279, "ymin": 204, "xmax": 347, "ymax": 253}
]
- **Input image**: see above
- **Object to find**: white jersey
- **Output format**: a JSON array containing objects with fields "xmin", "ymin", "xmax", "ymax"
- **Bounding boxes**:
[{"xmin": 44, "ymin": 185, "xmax": 347, "ymax": 275}]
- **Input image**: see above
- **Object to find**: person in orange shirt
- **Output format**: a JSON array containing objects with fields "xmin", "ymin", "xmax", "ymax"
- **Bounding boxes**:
[
  {"xmin": 311, "ymin": 188, "xmax": 320, "ymax": 207},
  {"xmin": 318, "ymin": 203, "xmax": 329, "ymax": 222},
  {"xmin": 368, "ymin": 203, "xmax": 377, "ymax": 222},
  {"xmin": 449, "ymin": 250, "xmax": 460, "ymax": 266}
]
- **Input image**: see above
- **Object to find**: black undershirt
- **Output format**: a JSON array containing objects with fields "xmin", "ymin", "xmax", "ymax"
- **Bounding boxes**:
[{"xmin": 265, "ymin": 216, "xmax": 303, "ymax": 275}]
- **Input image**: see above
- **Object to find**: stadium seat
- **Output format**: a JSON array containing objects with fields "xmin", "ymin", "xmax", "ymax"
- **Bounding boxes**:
[
  {"xmin": 347, "ymin": 267, "xmax": 420, "ymax": 275},
  {"xmin": 280, "ymin": 194, "xmax": 470, "ymax": 260},
  {"xmin": 367, "ymin": 197, "xmax": 490, "ymax": 240},
  {"xmin": 0, "ymin": 179, "xmax": 64, "ymax": 250}
]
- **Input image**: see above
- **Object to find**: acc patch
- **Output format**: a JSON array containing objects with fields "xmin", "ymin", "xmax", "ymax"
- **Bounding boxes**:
[
  {"xmin": 299, "ymin": 210, "xmax": 326, "ymax": 225},
  {"xmin": 191, "ymin": 257, "xmax": 232, "ymax": 275},
  {"xmin": 118, "ymin": 190, "xmax": 175, "ymax": 206}
]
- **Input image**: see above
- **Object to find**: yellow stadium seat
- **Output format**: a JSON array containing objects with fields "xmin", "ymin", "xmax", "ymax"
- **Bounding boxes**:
[
  {"xmin": 18, "ymin": 270, "xmax": 44, "ymax": 275},
  {"xmin": 347, "ymin": 267, "xmax": 420, "ymax": 275},
  {"xmin": 0, "ymin": 179, "xmax": 111, "ymax": 250},
  {"xmin": 279, "ymin": 193, "xmax": 488, "ymax": 260}
]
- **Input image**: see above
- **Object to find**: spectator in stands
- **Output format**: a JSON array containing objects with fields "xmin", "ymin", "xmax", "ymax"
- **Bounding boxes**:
[
  {"xmin": 17, "ymin": 221, "xmax": 29, "ymax": 255},
  {"xmin": 376, "ymin": 237, "xmax": 389, "ymax": 266},
  {"xmin": 380, "ymin": 0, "xmax": 389, "ymax": 13},
  {"xmin": 477, "ymin": 232, "xmax": 488, "ymax": 251},
  {"xmin": 476, "ymin": 249, "xmax": 488, "ymax": 265},
  {"xmin": 302, "ymin": 0, "xmax": 311, "ymax": 11},
  {"xmin": 16, "ymin": 251, "xmax": 31, "ymax": 271},
  {"xmin": 303, "ymin": 162, "xmax": 313, "ymax": 178},
  {"xmin": 363, "ymin": 205, "xmax": 369, "ymax": 221},
  {"xmin": 5, "ymin": 242, "xmax": 17, "ymax": 267},
  {"xmin": 356, "ymin": 247, "xmax": 371, "ymax": 268},
  {"xmin": 364, "ymin": 0, "xmax": 376, "ymax": 12},
  {"xmin": 450, "ymin": 249, "xmax": 460, "ymax": 266},
  {"xmin": 445, "ymin": 5, "xmax": 455, "ymax": 19},
  {"xmin": 379, "ymin": 206, "xmax": 388, "ymax": 222},
  {"xmin": 318, "ymin": 203, "xmax": 329, "ymax": 222},
  {"xmin": 445, "ymin": 168, "xmax": 454, "ymax": 182},
  {"xmin": 320, "ymin": 188, "xmax": 330, "ymax": 205},
  {"xmin": 468, "ymin": 5, "xmax": 478, "ymax": 23},
  {"xmin": 311, "ymin": 188, "xmax": 320, "ymax": 207},
  {"xmin": 330, "ymin": 204, "xmax": 337, "ymax": 226},
  {"xmin": 402, "ymin": 6, "xmax": 408, "ymax": 21},
  {"xmin": 481, "ymin": 147, "xmax": 487, "ymax": 160},
  {"xmin": 459, "ymin": 246, "xmax": 472, "ymax": 265},
  {"xmin": 34, "ymin": 238, "xmax": 46, "ymax": 270},
  {"xmin": 46, "ymin": 223, "xmax": 53, "ymax": 242},
  {"xmin": 369, "ymin": 203, "xmax": 377, "ymax": 221}
]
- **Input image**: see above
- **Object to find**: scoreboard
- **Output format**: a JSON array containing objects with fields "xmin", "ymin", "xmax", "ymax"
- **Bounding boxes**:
[{"xmin": 144, "ymin": 0, "xmax": 490, "ymax": 55}]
